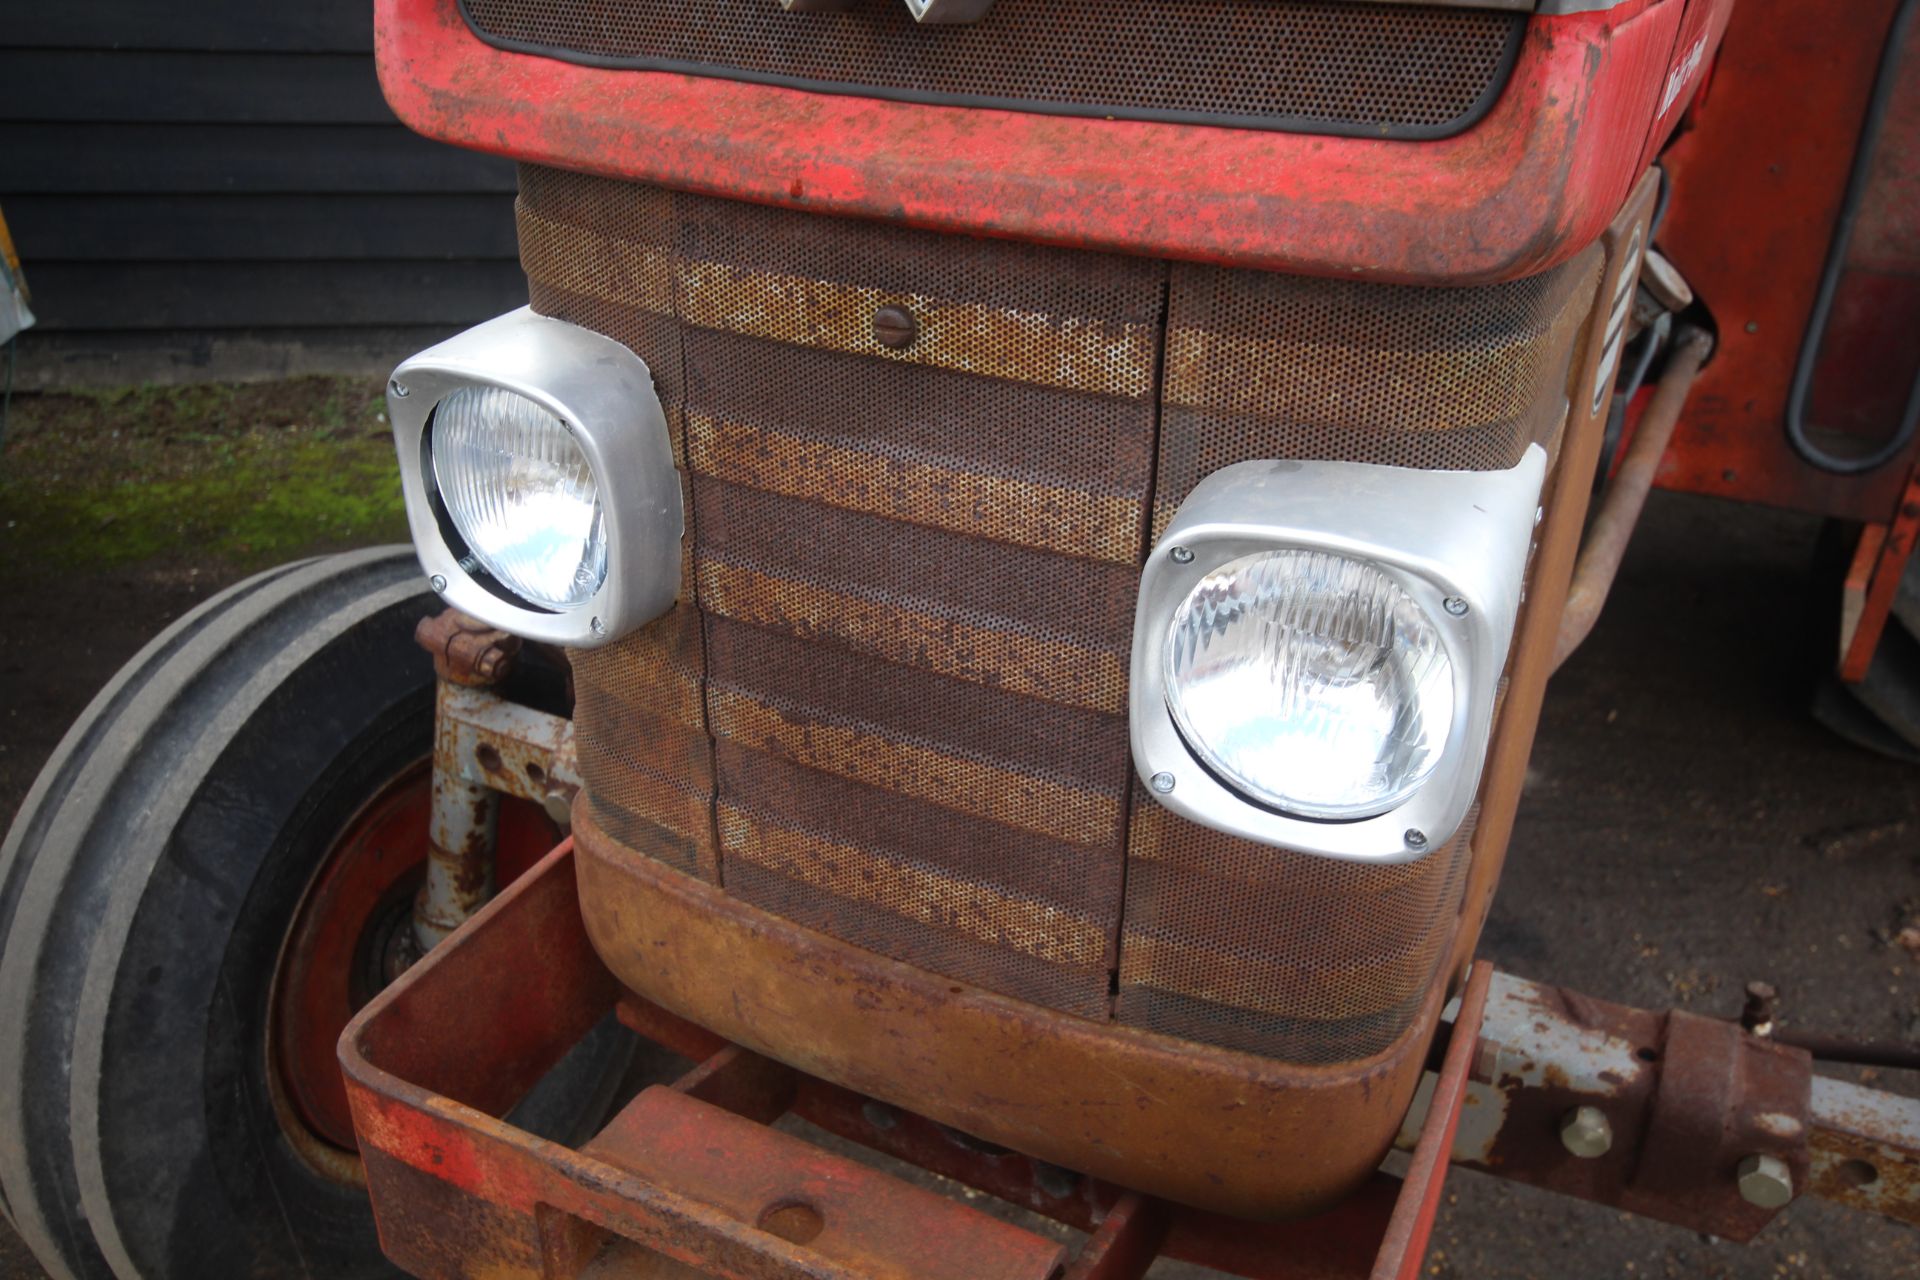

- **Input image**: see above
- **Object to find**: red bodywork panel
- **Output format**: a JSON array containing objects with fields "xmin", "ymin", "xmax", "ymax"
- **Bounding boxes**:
[
  {"xmin": 376, "ymin": 0, "xmax": 1715, "ymax": 285},
  {"xmin": 1657, "ymin": 0, "xmax": 1920, "ymax": 517}
]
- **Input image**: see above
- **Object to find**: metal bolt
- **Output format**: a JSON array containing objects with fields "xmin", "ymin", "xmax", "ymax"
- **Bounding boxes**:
[
  {"xmin": 872, "ymin": 304, "xmax": 919, "ymax": 350},
  {"xmin": 1559, "ymin": 1106, "xmax": 1613, "ymax": 1159},
  {"xmin": 1736, "ymin": 1154, "xmax": 1794, "ymax": 1208},
  {"xmin": 1170, "ymin": 546, "xmax": 1195, "ymax": 564},
  {"xmin": 389, "ymin": 378, "xmax": 411, "ymax": 397},
  {"xmin": 1443, "ymin": 597, "xmax": 1470, "ymax": 617},
  {"xmin": 1150, "ymin": 772, "xmax": 1175, "ymax": 794},
  {"xmin": 589, "ymin": 616, "xmax": 607, "ymax": 636},
  {"xmin": 429, "ymin": 574, "xmax": 449, "ymax": 592},
  {"xmin": 1404, "ymin": 828, "xmax": 1429, "ymax": 851},
  {"xmin": 1741, "ymin": 980, "xmax": 1779, "ymax": 1036}
]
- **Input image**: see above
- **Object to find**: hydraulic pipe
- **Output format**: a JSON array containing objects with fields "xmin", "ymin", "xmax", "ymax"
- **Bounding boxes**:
[{"xmin": 1552, "ymin": 326, "xmax": 1713, "ymax": 673}]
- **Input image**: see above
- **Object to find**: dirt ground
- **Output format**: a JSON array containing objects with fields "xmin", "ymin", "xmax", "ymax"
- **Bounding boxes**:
[{"xmin": 0, "ymin": 382, "xmax": 1915, "ymax": 1277}]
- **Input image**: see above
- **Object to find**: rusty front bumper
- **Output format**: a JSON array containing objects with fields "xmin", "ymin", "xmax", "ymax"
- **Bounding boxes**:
[{"xmin": 340, "ymin": 841, "xmax": 1490, "ymax": 1279}]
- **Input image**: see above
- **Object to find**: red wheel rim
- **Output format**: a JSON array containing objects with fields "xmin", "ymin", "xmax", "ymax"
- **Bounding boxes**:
[{"xmin": 269, "ymin": 759, "xmax": 558, "ymax": 1164}]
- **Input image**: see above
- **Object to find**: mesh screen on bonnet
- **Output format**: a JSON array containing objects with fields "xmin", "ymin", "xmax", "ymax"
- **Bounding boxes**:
[
  {"xmin": 520, "ymin": 166, "xmax": 1600, "ymax": 1059},
  {"xmin": 461, "ymin": 0, "xmax": 1521, "ymax": 138}
]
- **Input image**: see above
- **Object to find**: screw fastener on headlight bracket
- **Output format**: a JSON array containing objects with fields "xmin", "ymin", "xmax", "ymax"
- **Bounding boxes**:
[
  {"xmin": 386, "ymin": 307, "xmax": 683, "ymax": 648},
  {"xmin": 1128, "ymin": 448, "xmax": 1548, "ymax": 864}
]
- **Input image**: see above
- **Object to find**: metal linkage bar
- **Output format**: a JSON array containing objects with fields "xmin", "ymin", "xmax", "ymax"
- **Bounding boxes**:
[
  {"xmin": 1553, "ymin": 326, "xmax": 1714, "ymax": 671},
  {"xmin": 411, "ymin": 608, "xmax": 580, "ymax": 953},
  {"xmin": 1396, "ymin": 971, "xmax": 1920, "ymax": 1235}
]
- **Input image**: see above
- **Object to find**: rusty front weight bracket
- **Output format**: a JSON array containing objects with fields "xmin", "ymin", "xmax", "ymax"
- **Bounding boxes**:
[
  {"xmin": 1399, "ymin": 971, "xmax": 1920, "ymax": 1237},
  {"xmin": 411, "ymin": 608, "xmax": 579, "ymax": 955}
]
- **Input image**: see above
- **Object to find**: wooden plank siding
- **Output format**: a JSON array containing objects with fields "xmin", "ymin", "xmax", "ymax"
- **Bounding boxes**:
[{"xmin": 0, "ymin": 0, "xmax": 526, "ymax": 384}]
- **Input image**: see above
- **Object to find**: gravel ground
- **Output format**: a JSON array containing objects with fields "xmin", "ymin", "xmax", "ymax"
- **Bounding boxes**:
[{"xmin": 1, "ymin": 476, "xmax": 1915, "ymax": 1277}]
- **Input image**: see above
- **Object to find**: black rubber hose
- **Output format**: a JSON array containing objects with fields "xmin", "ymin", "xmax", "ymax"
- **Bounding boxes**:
[{"xmin": 1785, "ymin": 0, "xmax": 1920, "ymax": 475}]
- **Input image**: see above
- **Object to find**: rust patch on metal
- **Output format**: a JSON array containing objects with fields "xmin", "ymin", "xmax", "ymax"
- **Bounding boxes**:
[
  {"xmin": 1806, "ymin": 1077, "xmax": 1920, "ymax": 1227},
  {"xmin": 519, "ymin": 204, "xmax": 677, "ymax": 315},
  {"xmin": 416, "ymin": 608, "xmax": 521, "ymax": 687},
  {"xmin": 718, "ymin": 801, "xmax": 1111, "ymax": 969},
  {"xmin": 573, "ymin": 812, "xmax": 1439, "ymax": 1222},
  {"xmin": 677, "ymin": 258, "xmax": 1157, "ymax": 395},
  {"xmin": 697, "ymin": 559, "xmax": 1129, "ymax": 715},
  {"xmin": 707, "ymin": 686, "xmax": 1120, "ymax": 846},
  {"xmin": 685, "ymin": 411, "xmax": 1144, "ymax": 564}
]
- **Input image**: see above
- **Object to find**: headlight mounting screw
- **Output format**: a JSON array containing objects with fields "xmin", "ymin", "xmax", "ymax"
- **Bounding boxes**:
[
  {"xmin": 1443, "ymin": 596, "xmax": 1470, "ymax": 616},
  {"xmin": 1170, "ymin": 546, "xmax": 1195, "ymax": 564},
  {"xmin": 389, "ymin": 378, "xmax": 410, "ymax": 398},
  {"xmin": 1149, "ymin": 772, "xmax": 1175, "ymax": 794},
  {"xmin": 1403, "ymin": 828, "xmax": 1429, "ymax": 851},
  {"xmin": 429, "ymin": 574, "xmax": 448, "ymax": 592},
  {"xmin": 590, "ymin": 616, "xmax": 608, "ymax": 637}
]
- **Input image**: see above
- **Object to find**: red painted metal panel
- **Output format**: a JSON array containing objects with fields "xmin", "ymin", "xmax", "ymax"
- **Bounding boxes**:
[
  {"xmin": 374, "ymin": 0, "xmax": 1686, "ymax": 284},
  {"xmin": 1658, "ymin": 0, "xmax": 1920, "ymax": 517}
]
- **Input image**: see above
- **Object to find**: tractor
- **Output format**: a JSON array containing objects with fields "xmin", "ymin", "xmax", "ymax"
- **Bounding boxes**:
[{"xmin": 2, "ymin": 0, "xmax": 1916, "ymax": 1276}]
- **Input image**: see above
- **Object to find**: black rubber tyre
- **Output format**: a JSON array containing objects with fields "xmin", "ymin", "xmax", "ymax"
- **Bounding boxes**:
[{"xmin": 0, "ymin": 549, "xmax": 626, "ymax": 1280}]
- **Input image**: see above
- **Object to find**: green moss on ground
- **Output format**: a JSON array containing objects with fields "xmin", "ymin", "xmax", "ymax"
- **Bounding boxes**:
[{"xmin": 0, "ymin": 377, "xmax": 409, "ymax": 581}]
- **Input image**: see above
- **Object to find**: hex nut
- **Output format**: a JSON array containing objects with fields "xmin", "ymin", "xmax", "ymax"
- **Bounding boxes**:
[
  {"xmin": 1736, "ymin": 1153, "xmax": 1794, "ymax": 1209},
  {"xmin": 1559, "ymin": 1105, "xmax": 1613, "ymax": 1159}
]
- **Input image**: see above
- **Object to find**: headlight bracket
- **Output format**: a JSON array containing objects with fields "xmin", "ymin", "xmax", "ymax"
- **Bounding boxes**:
[
  {"xmin": 388, "ymin": 308, "xmax": 683, "ymax": 647},
  {"xmin": 1128, "ymin": 447, "xmax": 1548, "ymax": 864}
]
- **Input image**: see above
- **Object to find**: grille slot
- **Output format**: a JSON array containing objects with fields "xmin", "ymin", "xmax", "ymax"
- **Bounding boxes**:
[
  {"xmin": 463, "ymin": 0, "xmax": 1523, "ymax": 138},
  {"xmin": 521, "ymin": 165, "xmax": 1601, "ymax": 1057}
]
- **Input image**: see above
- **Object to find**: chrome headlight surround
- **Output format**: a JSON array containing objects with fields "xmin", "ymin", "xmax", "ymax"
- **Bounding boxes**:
[
  {"xmin": 388, "ymin": 308, "xmax": 682, "ymax": 647},
  {"xmin": 1129, "ymin": 447, "xmax": 1548, "ymax": 865}
]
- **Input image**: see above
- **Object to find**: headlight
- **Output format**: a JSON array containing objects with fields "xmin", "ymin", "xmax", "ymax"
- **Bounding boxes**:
[
  {"xmin": 1129, "ymin": 449, "xmax": 1546, "ymax": 863},
  {"xmin": 431, "ymin": 385, "xmax": 606, "ymax": 611},
  {"xmin": 387, "ymin": 308, "xmax": 682, "ymax": 647},
  {"xmin": 1164, "ymin": 549, "xmax": 1454, "ymax": 821}
]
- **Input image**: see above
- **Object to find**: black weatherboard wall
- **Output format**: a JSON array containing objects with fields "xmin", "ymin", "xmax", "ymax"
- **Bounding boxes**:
[{"xmin": 0, "ymin": 0, "xmax": 527, "ymax": 387}]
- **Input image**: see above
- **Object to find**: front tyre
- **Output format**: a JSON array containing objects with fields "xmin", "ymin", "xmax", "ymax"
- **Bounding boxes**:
[{"xmin": 0, "ymin": 549, "xmax": 619, "ymax": 1280}]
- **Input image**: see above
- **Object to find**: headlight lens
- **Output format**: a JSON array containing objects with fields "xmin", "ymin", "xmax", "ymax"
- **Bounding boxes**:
[
  {"xmin": 1163, "ymin": 549, "xmax": 1454, "ymax": 820},
  {"xmin": 430, "ymin": 385, "xmax": 606, "ymax": 610}
]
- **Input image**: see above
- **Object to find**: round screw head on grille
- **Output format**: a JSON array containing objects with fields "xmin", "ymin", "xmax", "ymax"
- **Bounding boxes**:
[{"xmin": 872, "ymin": 304, "xmax": 919, "ymax": 349}]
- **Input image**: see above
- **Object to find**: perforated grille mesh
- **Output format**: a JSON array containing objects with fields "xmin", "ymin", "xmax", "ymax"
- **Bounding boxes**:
[
  {"xmin": 462, "ymin": 0, "xmax": 1521, "ymax": 137},
  {"xmin": 1117, "ymin": 797, "xmax": 1480, "ymax": 1064},
  {"xmin": 1154, "ymin": 254, "xmax": 1602, "ymax": 540},
  {"xmin": 528, "ymin": 167, "xmax": 1159, "ymax": 1015},
  {"xmin": 525, "ymin": 166, "xmax": 1598, "ymax": 1057}
]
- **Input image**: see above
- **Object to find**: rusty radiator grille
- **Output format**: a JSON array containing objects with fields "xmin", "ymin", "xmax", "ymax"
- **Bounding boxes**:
[
  {"xmin": 1123, "ymin": 253, "xmax": 1598, "ymax": 1061},
  {"xmin": 524, "ymin": 166, "xmax": 1161, "ymax": 1015},
  {"xmin": 523, "ymin": 166, "xmax": 1601, "ymax": 1056},
  {"xmin": 1153, "ymin": 255, "xmax": 1602, "ymax": 540},
  {"xmin": 1117, "ymin": 797, "xmax": 1481, "ymax": 1064},
  {"xmin": 462, "ymin": 0, "xmax": 1522, "ymax": 138}
]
